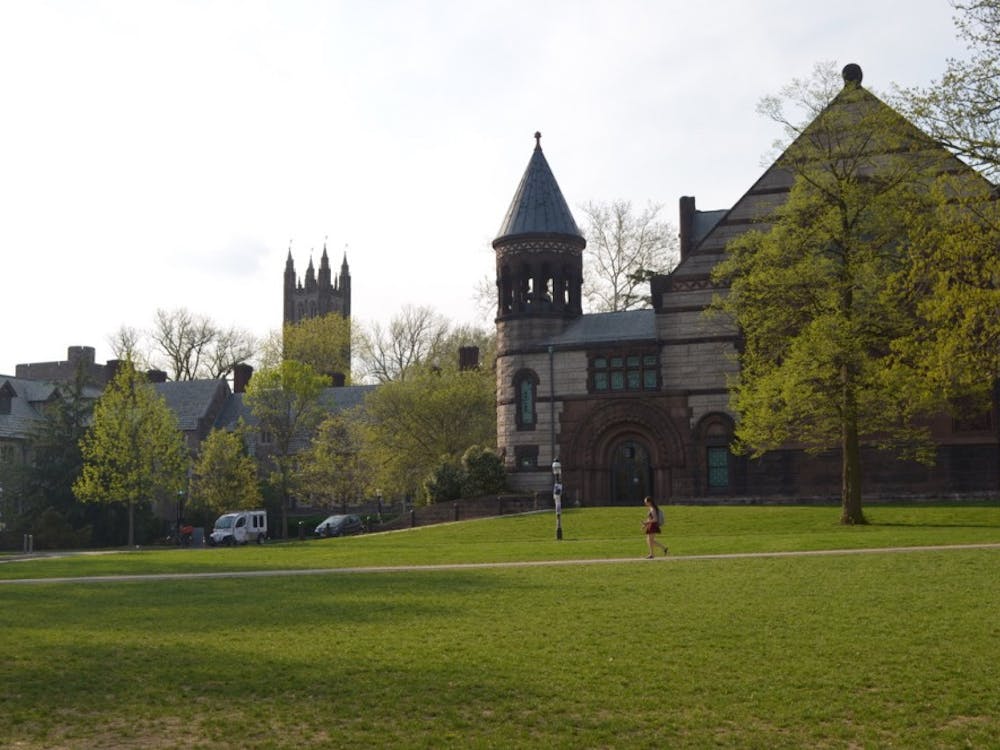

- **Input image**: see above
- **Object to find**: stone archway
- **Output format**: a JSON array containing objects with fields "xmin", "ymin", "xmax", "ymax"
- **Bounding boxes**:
[{"xmin": 560, "ymin": 397, "xmax": 688, "ymax": 506}]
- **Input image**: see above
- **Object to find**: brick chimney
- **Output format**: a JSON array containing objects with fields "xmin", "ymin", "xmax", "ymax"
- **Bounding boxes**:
[
  {"xmin": 233, "ymin": 363, "xmax": 253, "ymax": 394},
  {"xmin": 146, "ymin": 369, "xmax": 168, "ymax": 383},
  {"xmin": 105, "ymin": 359, "xmax": 122, "ymax": 383},
  {"xmin": 679, "ymin": 195, "xmax": 696, "ymax": 261},
  {"xmin": 459, "ymin": 346, "xmax": 480, "ymax": 371}
]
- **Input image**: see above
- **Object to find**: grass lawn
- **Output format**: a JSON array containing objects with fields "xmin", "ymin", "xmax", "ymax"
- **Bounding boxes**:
[{"xmin": 0, "ymin": 505, "xmax": 997, "ymax": 748}]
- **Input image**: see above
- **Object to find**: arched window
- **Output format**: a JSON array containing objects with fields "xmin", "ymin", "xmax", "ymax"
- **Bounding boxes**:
[{"xmin": 513, "ymin": 370, "xmax": 539, "ymax": 431}]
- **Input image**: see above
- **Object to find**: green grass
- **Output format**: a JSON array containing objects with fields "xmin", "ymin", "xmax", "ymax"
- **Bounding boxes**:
[{"xmin": 0, "ymin": 505, "xmax": 997, "ymax": 749}]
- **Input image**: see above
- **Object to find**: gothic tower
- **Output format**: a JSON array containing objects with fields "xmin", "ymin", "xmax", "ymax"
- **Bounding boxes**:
[
  {"xmin": 283, "ymin": 244, "xmax": 352, "ymax": 384},
  {"xmin": 494, "ymin": 133, "xmax": 585, "ymax": 483},
  {"xmin": 283, "ymin": 245, "xmax": 351, "ymax": 325}
]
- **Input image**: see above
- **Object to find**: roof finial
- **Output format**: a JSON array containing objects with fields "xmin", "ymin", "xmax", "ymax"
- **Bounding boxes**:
[
  {"xmin": 534, "ymin": 131, "xmax": 542, "ymax": 149},
  {"xmin": 842, "ymin": 63, "xmax": 863, "ymax": 86}
]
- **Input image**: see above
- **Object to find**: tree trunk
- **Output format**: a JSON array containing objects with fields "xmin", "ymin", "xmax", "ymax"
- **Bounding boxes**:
[
  {"xmin": 839, "ymin": 360, "xmax": 866, "ymax": 525},
  {"xmin": 840, "ymin": 414, "xmax": 865, "ymax": 525},
  {"xmin": 127, "ymin": 499, "xmax": 135, "ymax": 547}
]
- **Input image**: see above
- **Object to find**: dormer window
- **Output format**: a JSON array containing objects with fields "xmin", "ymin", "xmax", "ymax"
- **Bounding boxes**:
[{"xmin": 0, "ymin": 382, "xmax": 15, "ymax": 415}]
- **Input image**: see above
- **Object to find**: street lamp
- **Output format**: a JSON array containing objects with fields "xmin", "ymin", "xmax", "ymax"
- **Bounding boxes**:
[{"xmin": 552, "ymin": 458, "xmax": 563, "ymax": 540}]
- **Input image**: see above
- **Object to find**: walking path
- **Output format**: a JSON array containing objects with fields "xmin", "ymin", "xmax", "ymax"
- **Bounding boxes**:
[{"xmin": 1, "ymin": 542, "xmax": 998, "ymax": 586}]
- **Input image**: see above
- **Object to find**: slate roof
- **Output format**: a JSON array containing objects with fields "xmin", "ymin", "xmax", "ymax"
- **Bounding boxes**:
[
  {"xmin": 548, "ymin": 309, "xmax": 657, "ymax": 347},
  {"xmin": 152, "ymin": 380, "xmax": 230, "ymax": 433},
  {"xmin": 495, "ymin": 133, "xmax": 583, "ymax": 242},
  {"xmin": 214, "ymin": 384, "xmax": 378, "ymax": 431},
  {"xmin": 0, "ymin": 377, "xmax": 101, "ymax": 440}
]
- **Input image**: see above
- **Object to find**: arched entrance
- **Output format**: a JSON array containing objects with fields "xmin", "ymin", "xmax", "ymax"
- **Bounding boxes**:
[{"xmin": 610, "ymin": 439, "xmax": 652, "ymax": 504}]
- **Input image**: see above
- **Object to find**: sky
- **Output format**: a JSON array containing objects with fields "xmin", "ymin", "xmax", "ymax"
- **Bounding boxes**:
[{"xmin": 0, "ymin": 0, "xmax": 970, "ymax": 376}]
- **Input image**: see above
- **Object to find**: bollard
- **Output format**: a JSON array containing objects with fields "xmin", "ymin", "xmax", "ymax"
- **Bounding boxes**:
[
  {"xmin": 298, "ymin": 521, "xmax": 304, "ymax": 540},
  {"xmin": 410, "ymin": 508, "xmax": 416, "ymax": 528}
]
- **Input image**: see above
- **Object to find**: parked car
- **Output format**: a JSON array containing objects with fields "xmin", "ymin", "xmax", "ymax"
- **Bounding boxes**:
[{"xmin": 315, "ymin": 514, "xmax": 364, "ymax": 538}]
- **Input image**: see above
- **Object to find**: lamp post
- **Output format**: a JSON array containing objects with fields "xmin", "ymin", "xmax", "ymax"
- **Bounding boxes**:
[{"xmin": 552, "ymin": 458, "xmax": 563, "ymax": 540}]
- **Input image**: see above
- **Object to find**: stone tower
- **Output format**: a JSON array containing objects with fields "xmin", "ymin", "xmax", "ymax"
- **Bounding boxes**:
[
  {"xmin": 283, "ymin": 244, "xmax": 352, "ymax": 385},
  {"xmin": 494, "ymin": 133, "xmax": 585, "ymax": 483},
  {"xmin": 283, "ymin": 245, "xmax": 351, "ymax": 325}
]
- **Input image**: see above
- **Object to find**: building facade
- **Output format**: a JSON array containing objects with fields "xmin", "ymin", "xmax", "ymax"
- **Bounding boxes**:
[{"xmin": 495, "ymin": 74, "xmax": 999, "ymax": 506}]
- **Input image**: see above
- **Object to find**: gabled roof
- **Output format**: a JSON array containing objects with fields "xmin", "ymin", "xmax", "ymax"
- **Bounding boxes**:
[
  {"xmin": 0, "ymin": 376, "xmax": 99, "ymax": 440},
  {"xmin": 152, "ymin": 380, "xmax": 230, "ymax": 432},
  {"xmin": 495, "ymin": 132, "xmax": 583, "ymax": 242},
  {"xmin": 669, "ymin": 63, "xmax": 973, "ymax": 281}
]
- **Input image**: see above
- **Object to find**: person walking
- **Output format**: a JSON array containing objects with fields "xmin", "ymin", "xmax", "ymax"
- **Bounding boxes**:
[{"xmin": 642, "ymin": 496, "xmax": 668, "ymax": 558}]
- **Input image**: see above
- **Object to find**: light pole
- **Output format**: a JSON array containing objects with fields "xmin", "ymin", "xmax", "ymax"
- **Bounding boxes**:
[{"xmin": 552, "ymin": 458, "xmax": 563, "ymax": 540}]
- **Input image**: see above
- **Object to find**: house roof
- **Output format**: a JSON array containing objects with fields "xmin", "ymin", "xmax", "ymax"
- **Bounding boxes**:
[
  {"xmin": 214, "ymin": 384, "xmax": 379, "ymax": 431},
  {"xmin": 548, "ymin": 309, "xmax": 657, "ymax": 347},
  {"xmin": 152, "ymin": 380, "xmax": 231, "ymax": 432},
  {"xmin": 0, "ymin": 377, "xmax": 100, "ymax": 440},
  {"xmin": 495, "ymin": 132, "xmax": 583, "ymax": 242},
  {"xmin": 669, "ymin": 64, "xmax": 965, "ymax": 282}
]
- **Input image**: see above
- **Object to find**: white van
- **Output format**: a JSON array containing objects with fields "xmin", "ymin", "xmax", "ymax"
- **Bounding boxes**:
[{"xmin": 209, "ymin": 510, "xmax": 268, "ymax": 546}]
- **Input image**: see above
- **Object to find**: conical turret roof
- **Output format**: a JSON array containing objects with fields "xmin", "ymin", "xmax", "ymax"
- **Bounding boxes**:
[{"xmin": 495, "ymin": 132, "xmax": 583, "ymax": 243}]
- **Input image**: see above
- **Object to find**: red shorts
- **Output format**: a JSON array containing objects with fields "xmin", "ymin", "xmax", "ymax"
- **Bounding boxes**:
[{"xmin": 645, "ymin": 522, "xmax": 661, "ymax": 535}]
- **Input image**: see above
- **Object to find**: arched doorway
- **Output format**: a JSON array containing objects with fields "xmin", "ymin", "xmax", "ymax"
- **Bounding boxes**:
[{"xmin": 610, "ymin": 439, "xmax": 652, "ymax": 504}]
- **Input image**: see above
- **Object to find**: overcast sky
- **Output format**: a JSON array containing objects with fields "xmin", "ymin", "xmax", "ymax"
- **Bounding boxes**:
[{"xmin": 0, "ymin": 0, "xmax": 968, "ymax": 376}]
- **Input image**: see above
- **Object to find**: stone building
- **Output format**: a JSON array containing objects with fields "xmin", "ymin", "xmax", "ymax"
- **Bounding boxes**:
[{"xmin": 494, "ymin": 70, "xmax": 998, "ymax": 506}]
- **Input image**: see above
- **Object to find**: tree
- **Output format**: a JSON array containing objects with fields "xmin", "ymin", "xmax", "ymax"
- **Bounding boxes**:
[
  {"xmin": 16, "ymin": 361, "xmax": 95, "ymax": 543},
  {"xmin": 355, "ymin": 305, "xmax": 450, "ymax": 382},
  {"xmin": 883, "ymin": 174, "xmax": 1000, "ymax": 419},
  {"xmin": 282, "ymin": 312, "xmax": 352, "ymax": 382},
  {"xmin": 136, "ymin": 307, "xmax": 256, "ymax": 381},
  {"xmin": 362, "ymin": 361, "xmax": 495, "ymax": 501},
  {"xmin": 204, "ymin": 325, "xmax": 257, "ymax": 380},
  {"xmin": 74, "ymin": 361, "xmax": 188, "ymax": 545},
  {"xmin": 244, "ymin": 360, "xmax": 330, "ymax": 538},
  {"xmin": 189, "ymin": 427, "xmax": 262, "ymax": 519},
  {"xmin": 711, "ymin": 62, "xmax": 968, "ymax": 525},
  {"xmin": 894, "ymin": 1, "xmax": 1000, "ymax": 180},
  {"xmin": 107, "ymin": 325, "xmax": 150, "ymax": 370},
  {"xmin": 298, "ymin": 411, "xmax": 371, "ymax": 509},
  {"xmin": 580, "ymin": 200, "xmax": 678, "ymax": 312},
  {"xmin": 151, "ymin": 308, "xmax": 217, "ymax": 381}
]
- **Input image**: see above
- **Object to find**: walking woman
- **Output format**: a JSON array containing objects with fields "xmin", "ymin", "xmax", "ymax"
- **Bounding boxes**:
[{"xmin": 642, "ymin": 496, "xmax": 668, "ymax": 558}]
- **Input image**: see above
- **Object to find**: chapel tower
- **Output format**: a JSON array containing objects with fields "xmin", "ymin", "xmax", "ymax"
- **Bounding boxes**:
[{"xmin": 283, "ymin": 244, "xmax": 352, "ymax": 385}]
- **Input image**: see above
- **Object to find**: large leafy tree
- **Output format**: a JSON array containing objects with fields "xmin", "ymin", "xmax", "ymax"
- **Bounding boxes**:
[
  {"xmin": 580, "ymin": 200, "xmax": 678, "ymax": 312},
  {"xmin": 282, "ymin": 312, "xmax": 352, "ymax": 383},
  {"xmin": 362, "ymin": 361, "xmax": 495, "ymax": 502},
  {"xmin": 74, "ymin": 361, "xmax": 188, "ymax": 545},
  {"xmin": 189, "ymin": 427, "xmax": 262, "ymax": 520},
  {"xmin": 891, "ymin": 0, "xmax": 1000, "ymax": 407},
  {"xmin": 244, "ymin": 360, "xmax": 330, "ymax": 537},
  {"xmin": 894, "ymin": 0, "xmax": 1000, "ymax": 180},
  {"xmin": 711, "ymin": 63, "xmax": 976, "ymax": 524},
  {"xmin": 298, "ymin": 411, "xmax": 371, "ymax": 509}
]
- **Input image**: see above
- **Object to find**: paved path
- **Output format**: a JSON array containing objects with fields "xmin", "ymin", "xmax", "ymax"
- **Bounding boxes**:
[{"xmin": 1, "ymin": 542, "xmax": 998, "ymax": 586}]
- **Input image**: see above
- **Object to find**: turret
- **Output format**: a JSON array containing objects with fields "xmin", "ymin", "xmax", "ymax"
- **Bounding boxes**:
[{"xmin": 493, "ymin": 132, "xmax": 585, "ymax": 353}]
